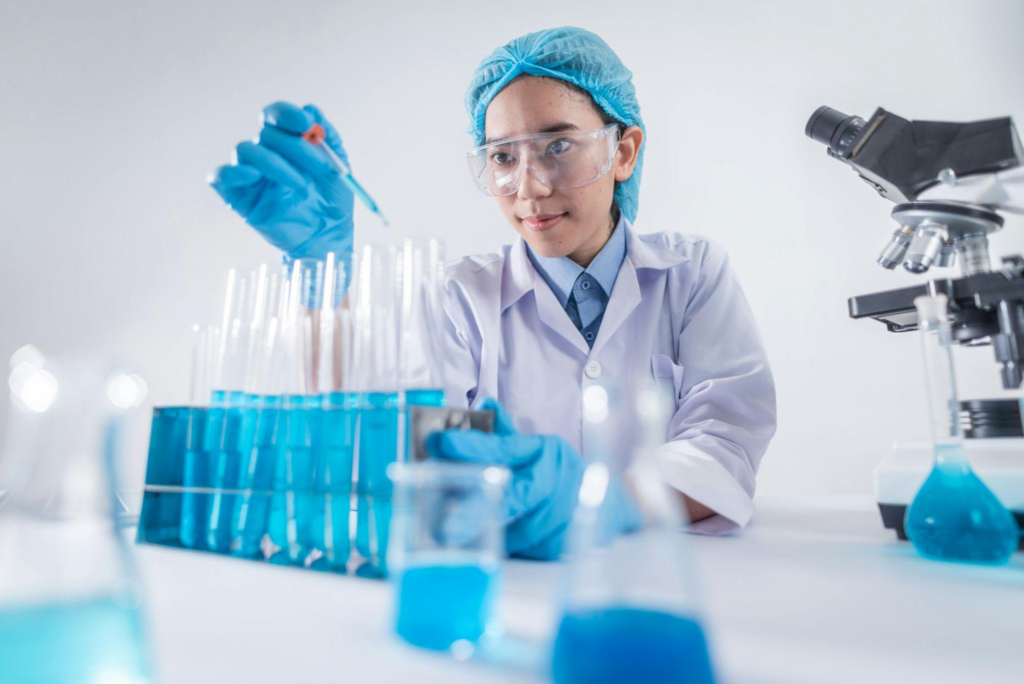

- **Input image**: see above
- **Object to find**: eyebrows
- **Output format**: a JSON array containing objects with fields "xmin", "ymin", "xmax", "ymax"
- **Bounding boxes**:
[{"xmin": 484, "ymin": 122, "xmax": 580, "ymax": 145}]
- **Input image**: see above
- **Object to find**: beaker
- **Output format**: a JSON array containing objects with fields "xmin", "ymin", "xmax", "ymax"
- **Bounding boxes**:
[
  {"xmin": 0, "ymin": 349, "xmax": 153, "ymax": 682},
  {"xmin": 552, "ymin": 388, "xmax": 716, "ymax": 684},
  {"xmin": 904, "ymin": 294, "xmax": 1019, "ymax": 564},
  {"xmin": 388, "ymin": 461, "xmax": 508, "ymax": 653}
]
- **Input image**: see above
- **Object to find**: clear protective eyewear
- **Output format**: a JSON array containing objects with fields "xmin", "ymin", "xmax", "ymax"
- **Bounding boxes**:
[{"xmin": 467, "ymin": 123, "xmax": 621, "ymax": 197}]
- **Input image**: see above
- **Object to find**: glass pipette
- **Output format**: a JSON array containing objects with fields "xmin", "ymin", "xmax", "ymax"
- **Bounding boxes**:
[{"xmin": 302, "ymin": 123, "xmax": 390, "ymax": 227}]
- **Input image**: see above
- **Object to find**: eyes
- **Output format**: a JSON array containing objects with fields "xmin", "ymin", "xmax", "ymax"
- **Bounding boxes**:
[{"xmin": 490, "ymin": 138, "xmax": 574, "ymax": 166}]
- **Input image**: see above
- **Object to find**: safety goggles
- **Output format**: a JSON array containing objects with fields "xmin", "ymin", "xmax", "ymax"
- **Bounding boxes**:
[{"xmin": 467, "ymin": 123, "xmax": 621, "ymax": 197}]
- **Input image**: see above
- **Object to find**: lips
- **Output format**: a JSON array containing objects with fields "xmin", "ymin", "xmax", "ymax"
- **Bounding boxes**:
[{"xmin": 521, "ymin": 213, "xmax": 566, "ymax": 231}]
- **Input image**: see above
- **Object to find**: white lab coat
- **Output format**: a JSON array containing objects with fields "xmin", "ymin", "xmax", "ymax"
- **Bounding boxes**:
[{"xmin": 441, "ymin": 221, "xmax": 777, "ymax": 532}]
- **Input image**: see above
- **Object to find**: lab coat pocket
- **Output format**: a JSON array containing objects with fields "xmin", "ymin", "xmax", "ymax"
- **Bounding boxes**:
[{"xmin": 651, "ymin": 353, "xmax": 685, "ymax": 405}]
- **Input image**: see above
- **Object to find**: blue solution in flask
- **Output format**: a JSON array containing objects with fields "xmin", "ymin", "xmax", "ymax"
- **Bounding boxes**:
[
  {"xmin": 356, "ymin": 391, "xmax": 400, "ymax": 576},
  {"xmin": 904, "ymin": 294, "xmax": 1020, "ymax": 565},
  {"xmin": 395, "ymin": 562, "xmax": 499, "ymax": 651},
  {"xmin": 0, "ymin": 596, "xmax": 151, "ymax": 683},
  {"xmin": 552, "ymin": 606, "xmax": 716, "ymax": 684},
  {"xmin": 311, "ymin": 391, "xmax": 358, "ymax": 572},
  {"xmin": 905, "ymin": 443, "xmax": 1019, "ymax": 564}
]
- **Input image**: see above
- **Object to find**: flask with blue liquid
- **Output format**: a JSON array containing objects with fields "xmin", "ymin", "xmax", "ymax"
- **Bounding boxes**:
[
  {"xmin": 0, "ymin": 350, "xmax": 153, "ymax": 682},
  {"xmin": 552, "ymin": 387, "xmax": 716, "ymax": 684},
  {"xmin": 904, "ymin": 294, "xmax": 1020, "ymax": 564}
]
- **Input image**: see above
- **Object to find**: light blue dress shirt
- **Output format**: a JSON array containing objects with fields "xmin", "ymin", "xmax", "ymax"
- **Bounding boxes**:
[{"xmin": 527, "ymin": 217, "xmax": 627, "ymax": 347}]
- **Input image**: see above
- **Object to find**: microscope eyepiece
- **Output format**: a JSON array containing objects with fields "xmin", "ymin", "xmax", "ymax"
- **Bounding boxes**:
[{"xmin": 805, "ymin": 106, "xmax": 866, "ymax": 159}]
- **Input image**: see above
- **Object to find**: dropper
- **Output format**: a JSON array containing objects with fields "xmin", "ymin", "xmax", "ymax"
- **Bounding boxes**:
[{"xmin": 302, "ymin": 123, "xmax": 390, "ymax": 227}]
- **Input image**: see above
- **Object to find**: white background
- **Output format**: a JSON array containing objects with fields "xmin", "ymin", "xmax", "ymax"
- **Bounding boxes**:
[{"xmin": 2, "ymin": 0, "xmax": 1023, "ymax": 497}]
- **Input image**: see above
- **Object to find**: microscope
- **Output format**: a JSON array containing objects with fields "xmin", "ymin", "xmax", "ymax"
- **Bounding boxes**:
[{"xmin": 805, "ymin": 106, "xmax": 1024, "ymax": 540}]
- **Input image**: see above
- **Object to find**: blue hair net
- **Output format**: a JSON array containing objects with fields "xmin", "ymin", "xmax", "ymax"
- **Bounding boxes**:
[{"xmin": 465, "ymin": 27, "xmax": 645, "ymax": 223}]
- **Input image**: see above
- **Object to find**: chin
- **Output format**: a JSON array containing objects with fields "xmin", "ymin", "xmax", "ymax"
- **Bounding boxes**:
[{"xmin": 521, "ymin": 232, "xmax": 572, "ymax": 259}]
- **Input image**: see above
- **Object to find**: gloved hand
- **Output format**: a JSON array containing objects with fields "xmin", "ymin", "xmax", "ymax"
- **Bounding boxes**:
[
  {"xmin": 426, "ymin": 399, "xmax": 644, "ymax": 560},
  {"xmin": 209, "ymin": 101, "xmax": 355, "ymax": 268}
]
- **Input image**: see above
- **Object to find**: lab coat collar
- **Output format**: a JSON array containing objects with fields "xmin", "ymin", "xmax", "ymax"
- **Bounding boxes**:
[{"xmin": 502, "ymin": 221, "xmax": 687, "ymax": 310}]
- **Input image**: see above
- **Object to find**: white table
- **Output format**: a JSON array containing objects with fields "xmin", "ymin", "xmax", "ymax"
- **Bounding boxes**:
[{"xmin": 136, "ymin": 495, "xmax": 1024, "ymax": 684}]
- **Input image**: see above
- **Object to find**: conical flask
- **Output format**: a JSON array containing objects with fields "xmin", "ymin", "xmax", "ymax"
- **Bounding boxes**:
[
  {"xmin": 552, "ymin": 386, "xmax": 716, "ymax": 684},
  {"xmin": 904, "ymin": 294, "xmax": 1019, "ymax": 564},
  {"xmin": 0, "ymin": 347, "xmax": 152, "ymax": 682}
]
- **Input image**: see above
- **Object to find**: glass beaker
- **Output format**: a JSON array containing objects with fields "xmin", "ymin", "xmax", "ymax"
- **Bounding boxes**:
[
  {"xmin": 552, "ymin": 387, "xmax": 716, "ymax": 684},
  {"xmin": 0, "ymin": 350, "xmax": 153, "ymax": 682},
  {"xmin": 388, "ymin": 461, "xmax": 508, "ymax": 653},
  {"xmin": 904, "ymin": 294, "xmax": 1019, "ymax": 564}
]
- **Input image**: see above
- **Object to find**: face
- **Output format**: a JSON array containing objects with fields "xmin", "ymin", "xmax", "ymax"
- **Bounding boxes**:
[{"xmin": 483, "ymin": 76, "xmax": 641, "ymax": 265}]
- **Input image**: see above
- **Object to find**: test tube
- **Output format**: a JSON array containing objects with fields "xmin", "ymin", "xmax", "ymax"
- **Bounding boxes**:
[
  {"xmin": 400, "ymin": 239, "xmax": 446, "ymax": 408},
  {"xmin": 354, "ymin": 244, "xmax": 401, "ymax": 576},
  {"xmin": 302, "ymin": 123, "xmax": 390, "ymax": 227},
  {"xmin": 310, "ymin": 253, "xmax": 357, "ymax": 571}
]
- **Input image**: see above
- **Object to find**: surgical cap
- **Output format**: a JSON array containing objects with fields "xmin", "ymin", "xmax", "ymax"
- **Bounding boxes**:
[{"xmin": 465, "ymin": 27, "xmax": 645, "ymax": 223}]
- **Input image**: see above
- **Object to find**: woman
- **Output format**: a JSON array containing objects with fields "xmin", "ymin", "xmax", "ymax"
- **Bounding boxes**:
[{"xmin": 210, "ymin": 27, "xmax": 777, "ymax": 560}]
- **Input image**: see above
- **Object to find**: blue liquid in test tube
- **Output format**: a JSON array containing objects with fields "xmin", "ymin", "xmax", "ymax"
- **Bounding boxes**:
[
  {"xmin": 552, "ymin": 607, "xmax": 716, "ymax": 684},
  {"xmin": 138, "ymin": 407, "xmax": 188, "ymax": 546},
  {"xmin": 205, "ymin": 390, "xmax": 246, "ymax": 553},
  {"xmin": 268, "ymin": 394, "xmax": 320, "ymax": 564},
  {"xmin": 355, "ymin": 391, "xmax": 400, "ymax": 577},
  {"xmin": 311, "ymin": 391, "xmax": 358, "ymax": 571},
  {"xmin": 233, "ymin": 395, "xmax": 282, "ymax": 558},
  {"xmin": 179, "ymin": 407, "xmax": 210, "ymax": 550}
]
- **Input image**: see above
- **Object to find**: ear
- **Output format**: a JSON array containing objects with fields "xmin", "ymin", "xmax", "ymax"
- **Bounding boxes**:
[{"xmin": 613, "ymin": 126, "xmax": 644, "ymax": 182}]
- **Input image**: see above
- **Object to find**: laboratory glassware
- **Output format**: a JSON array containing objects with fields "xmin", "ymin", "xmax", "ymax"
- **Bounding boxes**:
[
  {"xmin": 388, "ymin": 460, "xmax": 509, "ymax": 653},
  {"xmin": 400, "ymin": 238, "xmax": 446, "ymax": 408},
  {"xmin": 904, "ymin": 294, "xmax": 1020, "ymax": 564},
  {"xmin": 303, "ymin": 123, "xmax": 390, "ymax": 227},
  {"xmin": 0, "ymin": 351, "xmax": 153, "ymax": 682},
  {"xmin": 552, "ymin": 387, "xmax": 716, "ymax": 684},
  {"xmin": 266, "ymin": 258, "xmax": 327, "ymax": 565},
  {"xmin": 353, "ymin": 244, "xmax": 402, "ymax": 576},
  {"xmin": 309, "ymin": 252, "xmax": 358, "ymax": 571}
]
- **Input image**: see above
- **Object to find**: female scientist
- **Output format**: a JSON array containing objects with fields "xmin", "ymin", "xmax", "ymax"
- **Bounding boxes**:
[{"xmin": 210, "ymin": 27, "xmax": 777, "ymax": 559}]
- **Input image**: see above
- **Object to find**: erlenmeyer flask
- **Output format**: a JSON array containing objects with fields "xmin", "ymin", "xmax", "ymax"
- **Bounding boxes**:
[
  {"xmin": 0, "ymin": 348, "xmax": 152, "ymax": 682},
  {"xmin": 552, "ymin": 387, "xmax": 716, "ymax": 684},
  {"xmin": 904, "ymin": 294, "xmax": 1019, "ymax": 564}
]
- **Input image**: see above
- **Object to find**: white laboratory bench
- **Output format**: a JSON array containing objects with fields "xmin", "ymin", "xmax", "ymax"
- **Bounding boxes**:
[{"xmin": 135, "ymin": 495, "xmax": 1024, "ymax": 684}]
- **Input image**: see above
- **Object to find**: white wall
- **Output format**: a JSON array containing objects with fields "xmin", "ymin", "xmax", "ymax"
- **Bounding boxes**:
[{"xmin": 2, "ymin": 0, "xmax": 1023, "ymax": 497}]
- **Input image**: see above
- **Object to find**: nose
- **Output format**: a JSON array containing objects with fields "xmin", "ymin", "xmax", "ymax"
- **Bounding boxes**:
[{"xmin": 516, "ymin": 166, "xmax": 553, "ymax": 201}]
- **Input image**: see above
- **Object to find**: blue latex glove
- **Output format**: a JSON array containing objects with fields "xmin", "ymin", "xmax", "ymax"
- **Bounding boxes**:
[
  {"xmin": 426, "ymin": 399, "xmax": 644, "ymax": 560},
  {"xmin": 209, "ymin": 101, "xmax": 355, "ymax": 268}
]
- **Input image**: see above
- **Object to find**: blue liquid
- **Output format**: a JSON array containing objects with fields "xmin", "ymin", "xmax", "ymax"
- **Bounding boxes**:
[
  {"xmin": 179, "ymin": 408, "xmax": 210, "ymax": 549},
  {"xmin": 406, "ymin": 388, "xmax": 445, "ymax": 407},
  {"xmin": 233, "ymin": 396, "xmax": 282, "ymax": 558},
  {"xmin": 356, "ymin": 392, "xmax": 400, "ymax": 572},
  {"xmin": 312, "ymin": 392, "xmax": 357, "ymax": 571},
  {"xmin": 205, "ymin": 390, "xmax": 246, "ymax": 553},
  {"xmin": 268, "ymin": 395, "xmax": 320, "ymax": 564},
  {"xmin": 552, "ymin": 607, "xmax": 715, "ymax": 684},
  {"xmin": 0, "ymin": 596, "xmax": 151, "ymax": 683},
  {"xmin": 905, "ymin": 444, "xmax": 1020, "ymax": 564},
  {"xmin": 395, "ymin": 563, "xmax": 499, "ymax": 650},
  {"xmin": 138, "ymin": 407, "xmax": 188, "ymax": 545}
]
